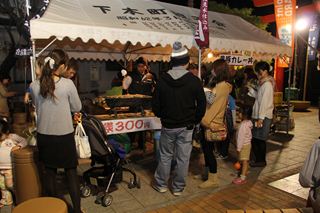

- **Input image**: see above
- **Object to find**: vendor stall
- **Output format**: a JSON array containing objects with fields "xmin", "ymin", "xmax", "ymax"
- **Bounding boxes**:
[{"xmin": 29, "ymin": 0, "xmax": 292, "ymax": 134}]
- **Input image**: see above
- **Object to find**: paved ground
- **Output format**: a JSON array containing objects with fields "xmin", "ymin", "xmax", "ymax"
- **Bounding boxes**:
[
  {"xmin": 3, "ymin": 108, "xmax": 319, "ymax": 213},
  {"xmin": 144, "ymin": 108, "xmax": 319, "ymax": 213},
  {"xmin": 269, "ymin": 173, "xmax": 309, "ymax": 199}
]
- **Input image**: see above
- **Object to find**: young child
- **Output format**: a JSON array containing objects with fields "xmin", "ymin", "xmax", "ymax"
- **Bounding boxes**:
[
  {"xmin": 0, "ymin": 119, "xmax": 27, "ymax": 206},
  {"xmin": 232, "ymin": 106, "xmax": 253, "ymax": 185}
]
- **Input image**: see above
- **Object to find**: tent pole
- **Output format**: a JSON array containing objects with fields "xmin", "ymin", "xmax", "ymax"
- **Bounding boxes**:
[
  {"xmin": 36, "ymin": 38, "xmax": 57, "ymax": 57},
  {"xmin": 31, "ymin": 40, "xmax": 36, "ymax": 82},
  {"xmin": 198, "ymin": 48, "xmax": 201, "ymax": 79}
]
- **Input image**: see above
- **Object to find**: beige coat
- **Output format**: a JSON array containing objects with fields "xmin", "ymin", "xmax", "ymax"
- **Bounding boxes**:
[
  {"xmin": 201, "ymin": 81, "xmax": 232, "ymax": 130},
  {"xmin": 0, "ymin": 83, "xmax": 9, "ymax": 117}
]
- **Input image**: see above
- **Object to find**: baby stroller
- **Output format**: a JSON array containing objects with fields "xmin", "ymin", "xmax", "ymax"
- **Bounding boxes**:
[{"xmin": 80, "ymin": 114, "xmax": 140, "ymax": 207}]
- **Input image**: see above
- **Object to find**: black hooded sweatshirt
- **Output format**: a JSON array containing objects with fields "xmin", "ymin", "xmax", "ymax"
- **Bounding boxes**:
[{"xmin": 152, "ymin": 67, "xmax": 206, "ymax": 129}]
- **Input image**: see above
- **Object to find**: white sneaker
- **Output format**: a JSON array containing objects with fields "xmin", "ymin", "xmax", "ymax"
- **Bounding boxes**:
[
  {"xmin": 152, "ymin": 183, "xmax": 168, "ymax": 193},
  {"xmin": 172, "ymin": 190, "xmax": 183, "ymax": 196},
  {"xmin": 216, "ymin": 154, "xmax": 228, "ymax": 160}
]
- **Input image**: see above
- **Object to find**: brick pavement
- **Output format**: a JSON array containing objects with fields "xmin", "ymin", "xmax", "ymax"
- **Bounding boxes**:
[
  {"xmin": 147, "ymin": 181, "xmax": 306, "ymax": 213},
  {"xmin": 146, "ymin": 108, "xmax": 319, "ymax": 213},
  {"xmin": 5, "ymin": 109, "xmax": 318, "ymax": 213}
]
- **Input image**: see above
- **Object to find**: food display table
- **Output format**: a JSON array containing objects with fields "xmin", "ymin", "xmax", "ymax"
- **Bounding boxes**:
[{"xmin": 92, "ymin": 95, "xmax": 161, "ymax": 135}]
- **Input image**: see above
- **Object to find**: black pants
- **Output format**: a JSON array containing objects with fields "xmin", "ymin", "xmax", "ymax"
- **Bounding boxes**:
[
  {"xmin": 128, "ymin": 131, "xmax": 146, "ymax": 150},
  {"xmin": 251, "ymin": 137, "xmax": 266, "ymax": 163},
  {"xmin": 44, "ymin": 167, "xmax": 81, "ymax": 213},
  {"xmin": 200, "ymin": 128, "xmax": 217, "ymax": 173},
  {"xmin": 217, "ymin": 135, "xmax": 231, "ymax": 157},
  {"xmin": 217, "ymin": 111, "xmax": 234, "ymax": 157}
]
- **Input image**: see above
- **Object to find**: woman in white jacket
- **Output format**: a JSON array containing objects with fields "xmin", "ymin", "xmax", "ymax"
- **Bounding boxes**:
[{"xmin": 249, "ymin": 61, "xmax": 274, "ymax": 167}]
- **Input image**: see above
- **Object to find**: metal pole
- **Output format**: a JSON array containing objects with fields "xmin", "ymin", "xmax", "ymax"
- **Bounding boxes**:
[
  {"xmin": 25, "ymin": 0, "xmax": 30, "ymax": 16},
  {"xmin": 293, "ymin": 35, "xmax": 298, "ymax": 88},
  {"xmin": 198, "ymin": 48, "xmax": 201, "ymax": 79},
  {"xmin": 36, "ymin": 38, "xmax": 57, "ymax": 57},
  {"xmin": 303, "ymin": 46, "xmax": 309, "ymax": 101},
  {"xmin": 287, "ymin": 58, "xmax": 292, "ymax": 102},
  {"xmin": 30, "ymin": 40, "xmax": 36, "ymax": 81}
]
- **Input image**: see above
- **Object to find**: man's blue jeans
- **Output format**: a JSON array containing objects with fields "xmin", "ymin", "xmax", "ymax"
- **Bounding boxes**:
[{"xmin": 154, "ymin": 127, "xmax": 193, "ymax": 192}]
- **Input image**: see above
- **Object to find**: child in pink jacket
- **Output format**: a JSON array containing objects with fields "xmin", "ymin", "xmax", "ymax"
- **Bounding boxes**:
[{"xmin": 233, "ymin": 106, "xmax": 253, "ymax": 185}]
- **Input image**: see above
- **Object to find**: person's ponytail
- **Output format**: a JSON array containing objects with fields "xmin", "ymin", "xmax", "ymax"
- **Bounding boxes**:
[{"xmin": 39, "ymin": 49, "xmax": 68, "ymax": 99}]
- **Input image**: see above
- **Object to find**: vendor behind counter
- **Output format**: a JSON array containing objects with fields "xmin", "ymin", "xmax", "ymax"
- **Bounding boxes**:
[{"xmin": 123, "ymin": 57, "xmax": 155, "ymax": 96}]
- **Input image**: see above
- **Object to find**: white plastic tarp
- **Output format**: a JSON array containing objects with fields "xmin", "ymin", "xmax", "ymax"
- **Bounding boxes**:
[{"xmin": 30, "ymin": 0, "xmax": 291, "ymax": 61}]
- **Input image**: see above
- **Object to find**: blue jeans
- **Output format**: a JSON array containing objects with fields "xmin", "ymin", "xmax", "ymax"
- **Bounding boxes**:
[{"xmin": 154, "ymin": 127, "xmax": 193, "ymax": 192}]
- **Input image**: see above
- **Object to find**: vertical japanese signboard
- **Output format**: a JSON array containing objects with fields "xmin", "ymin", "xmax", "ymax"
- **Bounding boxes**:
[
  {"xmin": 274, "ymin": 0, "xmax": 296, "ymax": 67},
  {"xmin": 308, "ymin": 16, "xmax": 320, "ymax": 61},
  {"xmin": 194, "ymin": 0, "xmax": 209, "ymax": 48}
]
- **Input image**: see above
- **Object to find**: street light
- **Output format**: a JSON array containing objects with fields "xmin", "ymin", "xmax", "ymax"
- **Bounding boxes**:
[{"xmin": 295, "ymin": 17, "xmax": 308, "ymax": 31}]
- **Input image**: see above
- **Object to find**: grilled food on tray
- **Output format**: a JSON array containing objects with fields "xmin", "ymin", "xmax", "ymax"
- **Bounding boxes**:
[
  {"xmin": 103, "ymin": 94, "xmax": 152, "ymax": 109},
  {"xmin": 105, "ymin": 94, "xmax": 152, "ymax": 99}
]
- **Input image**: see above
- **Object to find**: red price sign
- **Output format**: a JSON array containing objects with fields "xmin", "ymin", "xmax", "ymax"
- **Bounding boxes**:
[{"xmin": 102, "ymin": 117, "xmax": 161, "ymax": 135}]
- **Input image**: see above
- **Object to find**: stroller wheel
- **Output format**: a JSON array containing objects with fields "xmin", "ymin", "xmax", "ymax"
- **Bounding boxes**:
[
  {"xmin": 136, "ymin": 177, "xmax": 141, "ymax": 189},
  {"xmin": 95, "ymin": 192, "xmax": 105, "ymax": 204},
  {"xmin": 81, "ymin": 185, "xmax": 91, "ymax": 197},
  {"xmin": 128, "ymin": 177, "xmax": 141, "ymax": 189},
  {"xmin": 128, "ymin": 178, "xmax": 135, "ymax": 189},
  {"xmin": 102, "ymin": 194, "xmax": 113, "ymax": 207}
]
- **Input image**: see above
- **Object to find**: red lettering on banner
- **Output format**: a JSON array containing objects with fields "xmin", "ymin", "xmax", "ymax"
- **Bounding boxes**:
[
  {"xmin": 144, "ymin": 122, "xmax": 151, "ymax": 129},
  {"xmin": 276, "ymin": 7, "xmax": 283, "ymax": 17},
  {"xmin": 125, "ymin": 121, "xmax": 134, "ymax": 130},
  {"xmin": 135, "ymin": 120, "xmax": 143, "ymax": 129},
  {"xmin": 104, "ymin": 122, "xmax": 114, "ymax": 133},
  {"xmin": 284, "ymin": 5, "xmax": 292, "ymax": 16},
  {"xmin": 115, "ymin": 121, "xmax": 124, "ymax": 131}
]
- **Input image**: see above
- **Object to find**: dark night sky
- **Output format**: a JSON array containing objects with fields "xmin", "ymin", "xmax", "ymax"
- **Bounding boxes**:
[
  {"xmin": 158, "ymin": 0, "xmax": 314, "ymax": 13},
  {"xmin": 157, "ymin": 0, "xmax": 315, "ymax": 35}
]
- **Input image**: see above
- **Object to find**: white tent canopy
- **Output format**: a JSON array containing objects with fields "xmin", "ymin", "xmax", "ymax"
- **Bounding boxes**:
[{"xmin": 30, "ymin": 0, "xmax": 291, "ymax": 61}]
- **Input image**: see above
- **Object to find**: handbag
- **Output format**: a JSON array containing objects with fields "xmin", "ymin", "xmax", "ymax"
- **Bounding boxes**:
[
  {"xmin": 204, "ymin": 87, "xmax": 216, "ymax": 105},
  {"xmin": 204, "ymin": 122, "xmax": 227, "ymax": 142},
  {"xmin": 23, "ymin": 126, "xmax": 37, "ymax": 146},
  {"xmin": 74, "ymin": 122, "xmax": 91, "ymax": 158}
]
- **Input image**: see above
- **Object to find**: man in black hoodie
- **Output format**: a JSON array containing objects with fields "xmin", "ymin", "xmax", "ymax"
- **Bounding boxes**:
[{"xmin": 152, "ymin": 42, "xmax": 206, "ymax": 196}]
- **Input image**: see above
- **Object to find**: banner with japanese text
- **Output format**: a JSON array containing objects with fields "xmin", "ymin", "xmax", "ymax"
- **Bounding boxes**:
[
  {"xmin": 274, "ymin": 0, "xmax": 296, "ymax": 67},
  {"xmin": 308, "ymin": 16, "xmax": 320, "ymax": 61},
  {"xmin": 194, "ymin": 0, "xmax": 209, "ymax": 48},
  {"xmin": 220, "ymin": 55, "xmax": 254, "ymax": 66},
  {"xmin": 101, "ymin": 117, "xmax": 161, "ymax": 135}
]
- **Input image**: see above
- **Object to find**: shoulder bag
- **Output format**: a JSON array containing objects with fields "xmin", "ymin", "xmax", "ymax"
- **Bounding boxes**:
[{"xmin": 74, "ymin": 122, "xmax": 91, "ymax": 158}]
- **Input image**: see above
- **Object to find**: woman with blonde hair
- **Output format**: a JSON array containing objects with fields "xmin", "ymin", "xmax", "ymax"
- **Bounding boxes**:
[{"xmin": 198, "ymin": 59, "xmax": 232, "ymax": 188}]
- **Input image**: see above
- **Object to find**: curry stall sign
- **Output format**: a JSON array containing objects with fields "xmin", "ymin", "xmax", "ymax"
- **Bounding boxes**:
[
  {"xmin": 101, "ymin": 117, "xmax": 162, "ymax": 135},
  {"xmin": 220, "ymin": 55, "xmax": 254, "ymax": 66}
]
